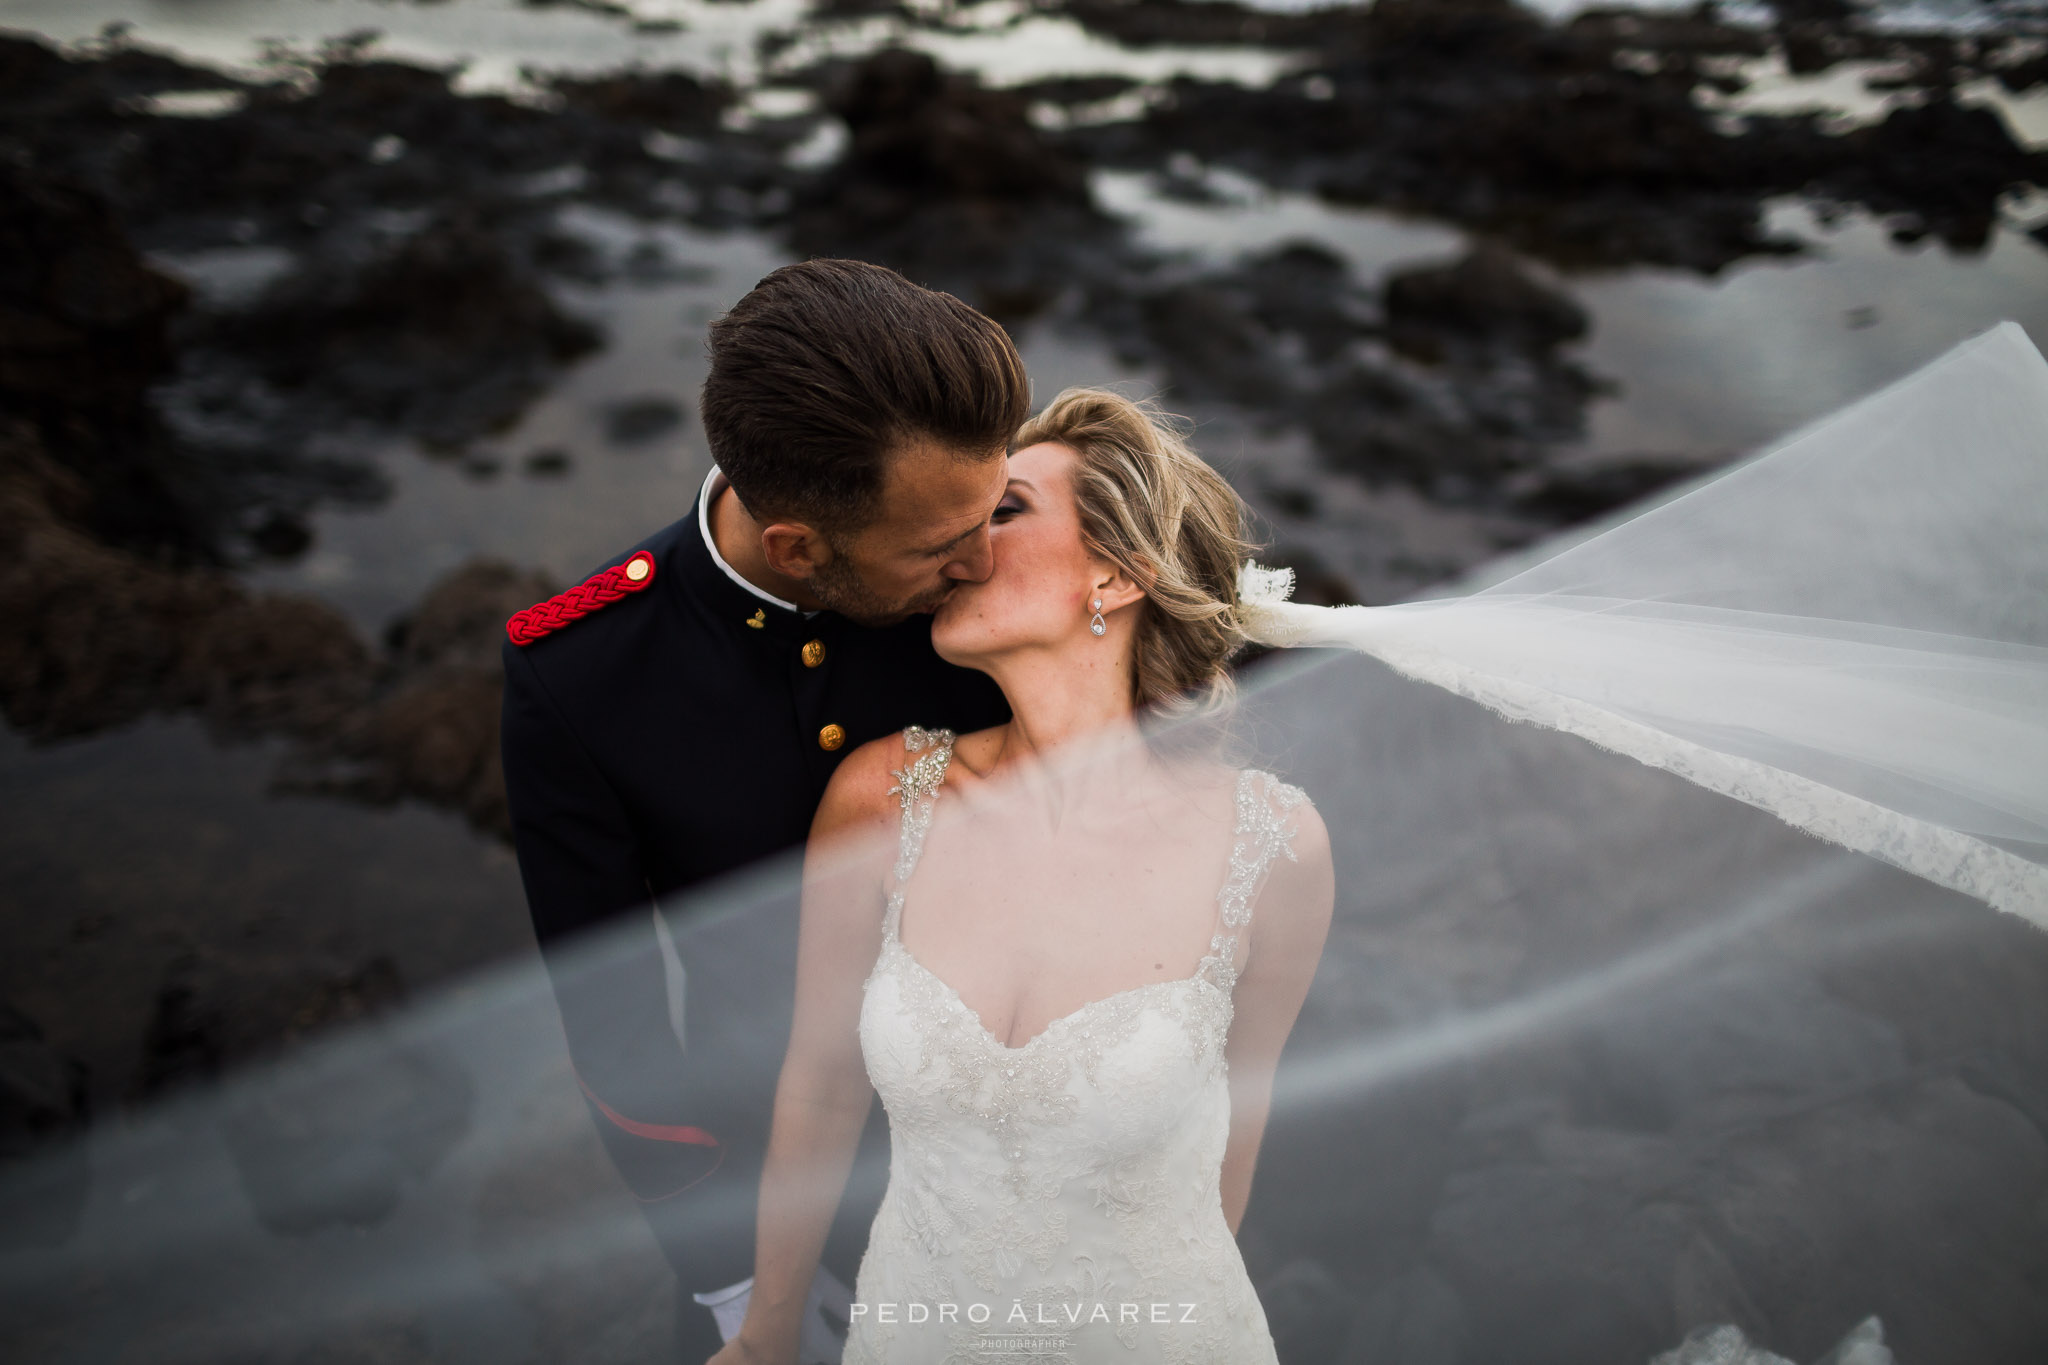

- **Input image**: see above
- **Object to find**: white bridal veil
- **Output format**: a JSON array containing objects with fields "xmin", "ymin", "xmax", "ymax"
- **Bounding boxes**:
[
  {"xmin": 1237, "ymin": 320, "xmax": 2048, "ymax": 926},
  {"xmin": 3, "ymin": 324, "xmax": 2044, "ymax": 1364}
]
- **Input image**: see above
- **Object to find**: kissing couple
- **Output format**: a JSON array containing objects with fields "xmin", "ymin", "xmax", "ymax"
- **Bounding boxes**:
[{"xmin": 500, "ymin": 258, "xmax": 1335, "ymax": 1364}]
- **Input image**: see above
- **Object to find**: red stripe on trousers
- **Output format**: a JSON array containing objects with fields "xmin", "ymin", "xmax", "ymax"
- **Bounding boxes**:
[
  {"xmin": 574, "ymin": 1069, "xmax": 720, "ymax": 1146},
  {"xmin": 573, "ymin": 1069, "xmax": 726, "ymax": 1203}
]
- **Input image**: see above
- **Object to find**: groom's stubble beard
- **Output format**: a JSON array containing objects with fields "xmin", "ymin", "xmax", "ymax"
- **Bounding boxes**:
[{"xmin": 807, "ymin": 541, "xmax": 957, "ymax": 626}]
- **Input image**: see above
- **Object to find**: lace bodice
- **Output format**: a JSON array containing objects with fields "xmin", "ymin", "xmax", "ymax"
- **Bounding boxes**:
[{"xmin": 846, "ymin": 726, "xmax": 1308, "ymax": 1364}]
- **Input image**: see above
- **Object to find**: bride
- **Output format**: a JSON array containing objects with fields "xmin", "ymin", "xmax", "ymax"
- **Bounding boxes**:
[{"xmin": 706, "ymin": 389, "xmax": 1335, "ymax": 1364}]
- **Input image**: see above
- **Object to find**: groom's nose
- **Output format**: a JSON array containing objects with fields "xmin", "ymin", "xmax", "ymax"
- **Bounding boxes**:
[{"xmin": 941, "ymin": 523, "xmax": 995, "ymax": 583}]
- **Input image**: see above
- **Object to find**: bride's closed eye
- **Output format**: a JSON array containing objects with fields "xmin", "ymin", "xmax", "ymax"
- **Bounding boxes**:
[{"xmin": 991, "ymin": 494, "xmax": 1027, "ymax": 523}]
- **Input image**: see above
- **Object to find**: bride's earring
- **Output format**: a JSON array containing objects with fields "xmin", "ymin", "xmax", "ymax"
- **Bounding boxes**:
[{"xmin": 1090, "ymin": 597, "xmax": 1106, "ymax": 637}]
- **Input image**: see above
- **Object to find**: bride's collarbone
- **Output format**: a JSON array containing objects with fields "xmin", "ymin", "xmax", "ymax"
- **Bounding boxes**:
[
  {"xmin": 932, "ymin": 740, "xmax": 1239, "ymax": 825},
  {"xmin": 915, "ymin": 807, "xmax": 1239, "ymax": 906},
  {"xmin": 895, "ymin": 891, "xmax": 1225, "ymax": 1035},
  {"xmin": 925, "ymin": 792, "xmax": 1240, "ymax": 878}
]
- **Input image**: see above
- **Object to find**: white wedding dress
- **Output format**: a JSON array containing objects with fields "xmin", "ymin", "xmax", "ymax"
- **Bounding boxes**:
[{"xmin": 844, "ymin": 726, "xmax": 1310, "ymax": 1364}]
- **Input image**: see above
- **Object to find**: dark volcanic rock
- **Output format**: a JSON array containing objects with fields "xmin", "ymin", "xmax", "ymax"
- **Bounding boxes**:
[
  {"xmin": 1253, "ymin": 243, "xmax": 1618, "ymax": 500},
  {"xmin": 1135, "ymin": 281, "xmax": 1296, "ymax": 405},
  {"xmin": 602, "ymin": 396, "xmax": 685, "ymax": 446},
  {"xmin": 1507, "ymin": 456, "xmax": 1705, "ymax": 522},
  {"xmin": 1083, "ymin": 242, "xmax": 1378, "ymax": 407},
  {"xmin": 285, "ymin": 558, "xmax": 558, "ymax": 839},
  {"xmin": 524, "ymin": 447, "xmax": 573, "ymax": 477},
  {"xmin": 0, "ymin": 30, "xmax": 776, "ymax": 250},
  {"xmin": 0, "ymin": 412, "xmax": 538, "ymax": 841},
  {"xmin": 0, "ymin": 419, "xmax": 373, "ymax": 741},
  {"xmin": 0, "ymin": 145, "xmax": 386, "ymax": 565},
  {"xmin": 135, "ymin": 952, "xmax": 473, "ymax": 1236},
  {"xmin": 135, "ymin": 952, "xmax": 403, "ymax": 1098},
  {"xmin": 1385, "ymin": 244, "xmax": 1589, "ymax": 356},
  {"xmin": 1008, "ymin": 72, "xmax": 1142, "ymax": 110},
  {"xmin": 827, "ymin": 47, "xmax": 1088, "ymax": 206},
  {"xmin": 1056, "ymin": 0, "xmax": 1332, "ymax": 49},
  {"xmin": 14, "ymin": 46, "xmax": 743, "ymax": 248},
  {"xmin": 0, "ymin": 35, "xmax": 787, "ymax": 556},
  {"xmin": 1837, "ymin": 98, "xmax": 2044, "ymax": 252},
  {"xmin": 0, "ymin": 29, "xmax": 246, "ymax": 123},
  {"xmin": 551, "ymin": 67, "xmax": 730, "ymax": 130},
  {"xmin": 0, "ymin": 1001, "xmax": 89, "ymax": 1160},
  {"xmin": 190, "ymin": 216, "xmax": 603, "ymax": 450},
  {"xmin": 791, "ymin": 46, "xmax": 1103, "ymax": 294},
  {"xmin": 219, "ymin": 1027, "xmax": 474, "ymax": 1236},
  {"xmin": 1067, "ymin": 0, "xmax": 1797, "ymax": 271},
  {"xmin": 1063, "ymin": 0, "xmax": 2042, "ymax": 274},
  {"xmin": 384, "ymin": 558, "xmax": 557, "ymax": 674},
  {"xmin": 0, "ymin": 1000, "xmax": 91, "ymax": 1250},
  {"xmin": 1073, "ymin": 235, "xmax": 1605, "ymax": 504},
  {"xmin": 0, "ymin": 164, "xmax": 198, "ymax": 555},
  {"xmin": 1234, "ymin": 242, "xmax": 1378, "ymax": 363}
]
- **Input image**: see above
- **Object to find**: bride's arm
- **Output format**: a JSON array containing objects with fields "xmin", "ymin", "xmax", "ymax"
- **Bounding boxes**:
[
  {"xmin": 717, "ymin": 740, "xmax": 902, "ymax": 1365},
  {"xmin": 1218, "ymin": 802, "xmax": 1334, "ymax": 1238}
]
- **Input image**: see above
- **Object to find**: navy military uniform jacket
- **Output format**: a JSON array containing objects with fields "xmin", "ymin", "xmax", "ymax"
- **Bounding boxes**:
[{"xmin": 499, "ymin": 478, "xmax": 1009, "ymax": 1287}]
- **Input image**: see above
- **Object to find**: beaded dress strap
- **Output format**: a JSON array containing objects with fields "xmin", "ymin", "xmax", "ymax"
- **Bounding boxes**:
[
  {"xmin": 1208, "ymin": 769, "xmax": 1309, "ymax": 983},
  {"xmin": 884, "ymin": 726, "xmax": 956, "ymax": 937}
]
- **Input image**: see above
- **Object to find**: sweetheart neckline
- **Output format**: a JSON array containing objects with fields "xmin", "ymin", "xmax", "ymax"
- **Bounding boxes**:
[{"xmin": 878, "ymin": 928, "xmax": 1227, "ymax": 1055}]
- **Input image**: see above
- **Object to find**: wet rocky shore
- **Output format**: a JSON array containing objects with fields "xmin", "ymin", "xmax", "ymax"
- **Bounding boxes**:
[
  {"xmin": 7, "ymin": 0, "xmax": 2044, "ymax": 565},
  {"xmin": 3, "ymin": 2, "xmax": 2046, "ymax": 1361}
]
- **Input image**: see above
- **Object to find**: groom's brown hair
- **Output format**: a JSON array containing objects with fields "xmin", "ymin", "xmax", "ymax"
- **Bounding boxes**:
[{"xmin": 701, "ymin": 259, "xmax": 1029, "ymax": 533}]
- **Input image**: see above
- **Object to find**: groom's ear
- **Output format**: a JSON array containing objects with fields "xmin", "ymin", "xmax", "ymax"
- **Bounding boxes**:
[{"xmin": 760, "ymin": 522, "xmax": 831, "ymax": 580}]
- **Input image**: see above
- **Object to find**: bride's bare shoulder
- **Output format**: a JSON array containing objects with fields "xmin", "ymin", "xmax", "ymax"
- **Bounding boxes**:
[{"xmin": 813, "ymin": 731, "xmax": 923, "ymax": 839}]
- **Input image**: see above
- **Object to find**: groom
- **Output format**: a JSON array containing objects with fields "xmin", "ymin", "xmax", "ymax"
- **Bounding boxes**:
[{"xmin": 499, "ymin": 259, "xmax": 1021, "ymax": 1358}]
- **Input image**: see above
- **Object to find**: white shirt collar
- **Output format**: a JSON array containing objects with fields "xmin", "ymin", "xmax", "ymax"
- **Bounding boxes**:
[{"xmin": 697, "ymin": 466, "xmax": 814, "ymax": 617}]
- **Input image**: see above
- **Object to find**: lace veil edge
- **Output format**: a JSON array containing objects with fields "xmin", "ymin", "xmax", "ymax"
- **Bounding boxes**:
[{"xmin": 1359, "ymin": 644, "xmax": 2048, "ymax": 929}]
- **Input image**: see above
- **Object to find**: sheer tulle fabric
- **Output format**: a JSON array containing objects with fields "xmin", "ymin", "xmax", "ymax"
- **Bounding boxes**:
[
  {"xmin": 1239, "ymin": 322, "xmax": 2048, "ymax": 926},
  {"xmin": 9, "ymin": 330, "xmax": 2046, "ymax": 1365}
]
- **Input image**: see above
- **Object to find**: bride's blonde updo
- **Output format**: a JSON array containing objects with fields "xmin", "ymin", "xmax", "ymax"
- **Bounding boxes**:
[{"xmin": 1013, "ymin": 388, "xmax": 1254, "ymax": 720}]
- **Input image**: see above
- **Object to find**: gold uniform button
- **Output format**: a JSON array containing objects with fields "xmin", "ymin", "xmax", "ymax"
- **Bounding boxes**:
[
  {"xmin": 818, "ymin": 723, "xmax": 847, "ymax": 752},
  {"xmin": 801, "ymin": 639, "xmax": 827, "ymax": 668},
  {"xmin": 623, "ymin": 556, "xmax": 650, "ymax": 582}
]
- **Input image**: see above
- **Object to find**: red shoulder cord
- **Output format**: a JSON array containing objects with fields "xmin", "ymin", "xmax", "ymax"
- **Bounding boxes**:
[{"xmin": 506, "ymin": 550, "xmax": 657, "ymax": 645}]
